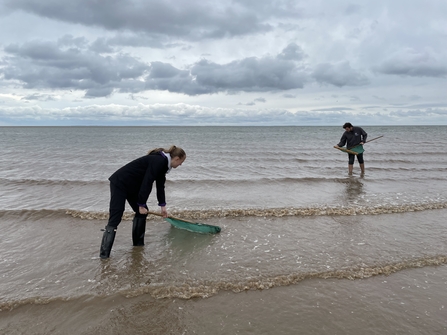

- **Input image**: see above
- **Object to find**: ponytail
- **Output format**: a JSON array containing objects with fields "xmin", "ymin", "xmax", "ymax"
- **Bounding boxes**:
[{"xmin": 148, "ymin": 145, "xmax": 186, "ymax": 159}]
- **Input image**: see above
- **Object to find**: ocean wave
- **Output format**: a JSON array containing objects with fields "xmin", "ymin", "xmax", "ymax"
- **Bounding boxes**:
[
  {"xmin": 2, "ymin": 174, "xmax": 445, "ymax": 190},
  {"xmin": 0, "ymin": 209, "xmax": 72, "ymax": 220},
  {"xmin": 1, "ymin": 255, "xmax": 445, "ymax": 309},
  {"xmin": 2, "ymin": 199, "xmax": 446, "ymax": 221},
  {"xmin": 0, "ymin": 176, "xmax": 342, "ymax": 186},
  {"xmin": 144, "ymin": 255, "xmax": 447, "ymax": 299},
  {"xmin": 0, "ymin": 177, "xmax": 106, "ymax": 187},
  {"xmin": 65, "ymin": 200, "xmax": 447, "ymax": 221},
  {"xmin": 0, "ymin": 296, "xmax": 73, "ymax": 312}
]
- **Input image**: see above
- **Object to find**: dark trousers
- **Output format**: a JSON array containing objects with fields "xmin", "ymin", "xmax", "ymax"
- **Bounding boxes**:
[
  {"xmin": 348, "ymin": 153, "xmax": 364, "ymax": 165},
  {"xmin": 108, "ymin": 183, "xmax": 147, "ymax": 228}
]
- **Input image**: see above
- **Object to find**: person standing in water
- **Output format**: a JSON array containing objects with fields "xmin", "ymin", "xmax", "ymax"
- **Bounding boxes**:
[
  {"xmin": 334, "ymin": 122, "xmax": 367, "ymax": 175},
  {"xmin": 100, "ymin": 145, "xmax": 186, "ymax": 259}
]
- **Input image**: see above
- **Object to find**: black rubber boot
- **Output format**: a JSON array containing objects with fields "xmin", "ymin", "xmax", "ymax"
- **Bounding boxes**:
[
  {"xmin": 100, "ymin": 225, "xmax": 117, "ymax": 259},
  {"xmin": 132, "ymin": 216, "xmax": 146, "ymax": 246}
]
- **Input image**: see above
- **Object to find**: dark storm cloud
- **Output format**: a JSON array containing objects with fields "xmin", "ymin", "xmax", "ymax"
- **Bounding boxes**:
[{"xmin": 4, "ymin": 0, "xmax": 273, "ymax": 40}]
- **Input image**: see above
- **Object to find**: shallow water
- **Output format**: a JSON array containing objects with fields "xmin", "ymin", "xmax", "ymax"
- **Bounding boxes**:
[{"xmin": 1, "ymin": 126, "xmax": 446, "ymax": 334}]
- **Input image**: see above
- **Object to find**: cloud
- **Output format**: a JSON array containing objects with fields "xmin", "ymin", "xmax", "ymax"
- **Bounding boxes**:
[
  {"xmin": 237, "ymin": 97, "xmax": 266, "ymax": 106},
  {"xmin": 21, "ymin": 93, "xmax": 57, "ymax": 101},
  {"xmin": 344, "ymin": 4, "xmax": 362, "ymax": 15},
  {"xmin": 4, "ymin": 0, "xmax": 273, "ymax": 40},
  {"xmin": 312, "ymin": 61, "xmax": 370, "ymax": 87},
  {"xmin": 146, "ymin": 42, "xmax": 309, "ymax": 96},
  {"xmin": 374, "ymin": 48, "xmax": 447, "ymax": 78},
  {"xmin": 188, "ymin": 55, "xmax": 308, "ymax": 93},
  {"xmin": 311, "ymin": 107, "xmax": 354, "ymax": 112},
  {"xmin": 389, "ymin": 108, "xmax": 447, "ymax": 119},
  {"xmin": 0, "ymin": 0, "xmax": 446, "ymax": 125},
  {"xmin": 145, "ymin": 61, "xmax": 202, "ymax": 95},
  {"xmin": 2, "ymin": 38, "xmax": 150, "ymax": 97},
  {"xmin": 373, "ymin": 95, "xmax": 387, "ymax": 101},
  {"xmin": 276, "ymin": 43, "xmax": 306, "ymax": 61},
  {"xmin": 405, "ymin": 102, "xmax": 447, "ymax": 109},
  {"xmin": 0, "ymin": 103, "xmax": 301, "ymax": 124},
  {"xmin": 2, "ymin": 39, "xmax": 310, "ymax": 97},
  {"xmin": 91, "ymin": 34, "xmax": 169, "ymax": 49},
  {"xmin": 1, "ymin": 102, "xmax": 445, "ymax": 126}
]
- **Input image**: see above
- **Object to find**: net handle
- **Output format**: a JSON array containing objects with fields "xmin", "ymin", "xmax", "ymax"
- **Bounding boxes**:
[
  {"xmin": 333, "ymin": 146, "xmax": 358, "ymax": 155},
  {"xmin": 335, "ymin": 135, "xmax": 383, "ymax": 155},
  {"xmin": 147, "ymin": 211, "xmax": 198, "ymax": 224},
  {"xmin": 348, "ymin": 135, "xmax": 383, "ymax": 150}
]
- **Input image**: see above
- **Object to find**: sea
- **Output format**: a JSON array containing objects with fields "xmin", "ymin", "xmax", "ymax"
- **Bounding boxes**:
[{"xmin": 0, "ymin": 126, "xmax": 446, "ymax": 334}]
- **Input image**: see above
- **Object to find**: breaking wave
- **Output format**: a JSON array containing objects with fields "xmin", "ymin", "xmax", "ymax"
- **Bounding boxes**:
[
  {"xmin": 1, "ymin": 255, "xmax": 445, "ymax": 310},
  {"xmin": 144, "ymin": 255, "xmax": 447, "ymax": 299},
  {"xmin": 65, "ymin": 200, "xmax": 447, "ymax": 221}
]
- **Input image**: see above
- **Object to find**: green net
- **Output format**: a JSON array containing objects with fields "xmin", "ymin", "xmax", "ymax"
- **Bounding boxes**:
[
  {"xmin": 349, "ymin": 145, "xmax": 364, "ymax": 154},
  {"xmin": 164, "ymin": 217, "xmax": 221, "ymax": 234}
]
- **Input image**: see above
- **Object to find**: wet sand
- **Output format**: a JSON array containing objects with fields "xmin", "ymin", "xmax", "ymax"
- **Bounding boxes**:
[{"xmin": 2, "ymin": 265, "xmax": 446, "ymax": 334}]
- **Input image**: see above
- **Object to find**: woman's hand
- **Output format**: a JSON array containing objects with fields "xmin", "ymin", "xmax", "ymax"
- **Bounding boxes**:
[
  {"xmin": 160, "ymin": 206, "xmax": 168, "ymax": 218},
  {"xmin": 139, "ymin": 206, "xmax": 148, "ymax": 215}
]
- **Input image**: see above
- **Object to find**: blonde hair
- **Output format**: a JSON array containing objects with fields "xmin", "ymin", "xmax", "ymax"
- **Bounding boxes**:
[{"xmin": 148, "ymin": 145, "xmax": 186, "ymax": 159}]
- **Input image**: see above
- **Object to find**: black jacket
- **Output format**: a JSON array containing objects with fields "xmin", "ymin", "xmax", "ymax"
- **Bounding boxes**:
[
  {"xmin": 108, "ymin": 152, "xmax": 169, "ymax": 206},
  {"xmin": 337, "ymin": 126, "xmax": 367, "ymax": 148}
]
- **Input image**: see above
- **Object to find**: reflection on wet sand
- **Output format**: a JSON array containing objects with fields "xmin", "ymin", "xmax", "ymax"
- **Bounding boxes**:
[{"xmin": 343, "ymin": 176, "xmax": 365, "ymax": 205}]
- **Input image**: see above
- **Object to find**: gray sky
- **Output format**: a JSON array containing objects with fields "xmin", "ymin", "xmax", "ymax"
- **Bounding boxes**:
[{"xmin": 0, "ymin": 0, "xmax": 446, "ymax": 125}]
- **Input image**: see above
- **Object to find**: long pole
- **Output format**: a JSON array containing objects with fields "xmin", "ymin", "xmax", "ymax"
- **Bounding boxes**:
[
  {"xmin": 333, "ymin": 146, "xmax": 359, "ymax": 155},
  {"xmin": 148, "ymin": 211, "xmax": 198, "ymax": 225},
  {"xmin": 348, "ymin": 135, "xmax": 383, "ymax": 149}
]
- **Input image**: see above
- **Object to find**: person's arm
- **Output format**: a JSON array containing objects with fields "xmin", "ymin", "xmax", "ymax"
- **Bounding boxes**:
[
  {"xmin": 137, "ymin": 158, "xmax": 165, "ymax": 208},
  {"xmin": 360, "ymin": 128, "xmax": 367, "ymax": 143},
  {"xmin": 155, "ymin": 175, "xmax": 167, "ymax": 217},
  {"xmin": 336, "ymin": 133, "xmax": 347, "ymax": 148}
]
